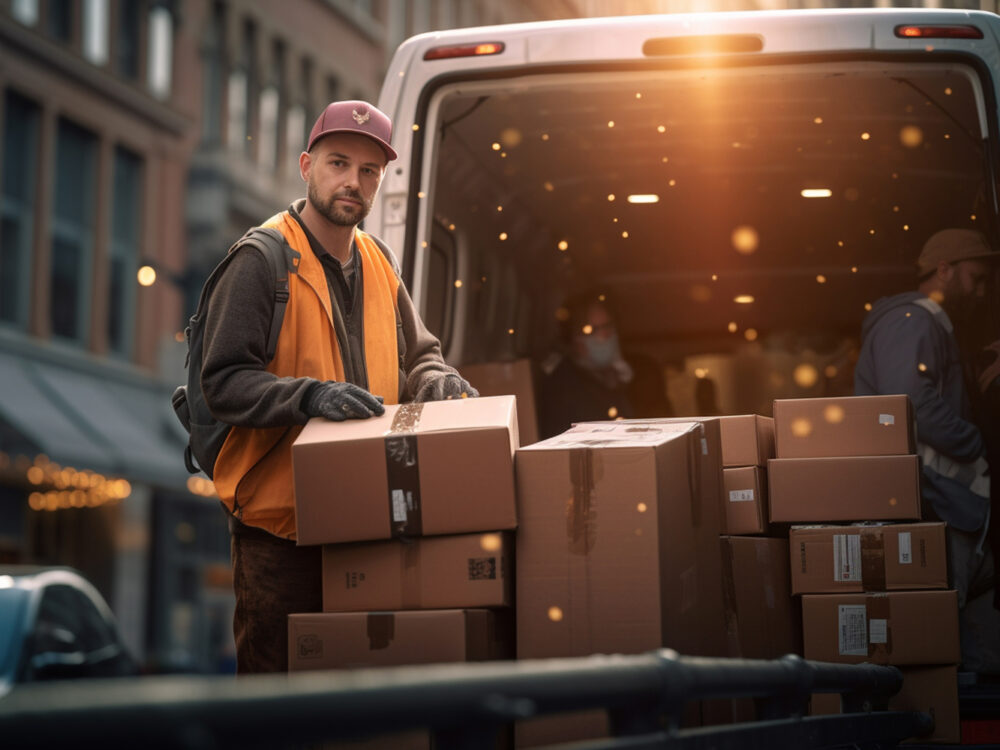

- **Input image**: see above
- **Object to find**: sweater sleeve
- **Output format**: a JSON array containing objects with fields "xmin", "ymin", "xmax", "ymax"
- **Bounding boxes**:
[
  {"xmin": 201, "ymin": 247, "xmax": 318, "ymax": 428},
  {"xmin": 395, "ymin": 277, "xmax": 461, "ymax": 401},
  {"xmin": 866, "ymin": 305, "xmax": 985, "ymax": 462}
]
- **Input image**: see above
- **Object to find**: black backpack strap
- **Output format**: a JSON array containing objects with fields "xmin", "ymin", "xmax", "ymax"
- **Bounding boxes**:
[{"xmin": 231, "ymin": 227, "xmax": 299, "ymax": 362}]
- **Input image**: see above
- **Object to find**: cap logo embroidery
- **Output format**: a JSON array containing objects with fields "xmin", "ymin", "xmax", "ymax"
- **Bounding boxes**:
[{"xmin": 352, "ymin": 108, "xmax": 370, "ymax": 125}]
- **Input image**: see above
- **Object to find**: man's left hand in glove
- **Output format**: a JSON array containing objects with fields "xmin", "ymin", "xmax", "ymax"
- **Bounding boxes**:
[{"xmin": 413, "ymin": 373, "xmax": 479, "ymax": 402}]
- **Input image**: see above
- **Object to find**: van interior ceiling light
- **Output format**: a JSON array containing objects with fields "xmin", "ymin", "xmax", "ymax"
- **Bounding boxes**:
[
  {"xmin": 801, "ymin": 189, "xmax": 832, "ymax": 198},
  {"xmin": 627, "ymin": 194, "xmax": 659, "ymax": 204},
  {"xmin": 423, "ymin": 41, "xmax": 505, "ymax": 60},
  {"xmin": 894, "ymin": 25, "xmax": 983, "ymax": 39}
]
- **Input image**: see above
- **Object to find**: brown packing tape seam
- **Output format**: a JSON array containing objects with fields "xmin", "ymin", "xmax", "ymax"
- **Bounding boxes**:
[
  {"xmin": 860, "ymin": 527, "xmax": 887, "ymax": 592},
  {"xmin": 866, "ymin": 594, "xmax": 892, "ymax": 660},
  {"xmin": 367, "ymin": 612, "xmax": 395, "ymax": 651},
  {"xmin": 384, "ymin": 403, "xmax": 424, "ymax": 538},
  {"xmin": 400, "ymin": 539, "xmax": 422, "ymax": 610},
  {"xmin": 567, "ymin": 447, "xmax": 600, "ymax": 555}
]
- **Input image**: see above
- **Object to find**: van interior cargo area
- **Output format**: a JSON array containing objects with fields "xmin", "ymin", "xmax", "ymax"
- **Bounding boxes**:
[{"xmin": 420, "ymin": 61, "xmax": 997, "ymax": 416}]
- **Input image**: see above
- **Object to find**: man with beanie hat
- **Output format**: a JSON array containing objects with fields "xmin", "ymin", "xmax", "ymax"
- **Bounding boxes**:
[
  {"xmin": 200, "ymin": 100, "xmax": 477, "ymax": 673},
  {"xmin": 856, "ymin": 227, "xmax": 999, "ymax": 674}
]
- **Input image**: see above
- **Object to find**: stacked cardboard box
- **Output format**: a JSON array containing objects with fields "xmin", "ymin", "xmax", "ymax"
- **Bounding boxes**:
[
  {"xmin": 514, "ymin": 420, "xmax": 729, "ymax": 745},
  {"xmin": 288, "ymin": 395, "xmax": 520, "ymax": 678},
  {"xmin": 771, "ymin": 395, "xmax": 960, "ymax": 743}
]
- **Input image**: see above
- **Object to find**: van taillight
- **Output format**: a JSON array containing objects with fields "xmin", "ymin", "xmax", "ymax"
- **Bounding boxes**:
[
  {"xmin": 894, "ymin": 25, "xmax": 983, "ymax": 39},
  {"xmin": 423, "ymin": 42, "xmax": 505, "ymax": 61}
]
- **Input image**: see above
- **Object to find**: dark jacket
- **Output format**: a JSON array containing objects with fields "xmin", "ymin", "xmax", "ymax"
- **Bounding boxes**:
[{"xmin": 855, "ymin": 291, "xmax": 989, "ymax": 531}]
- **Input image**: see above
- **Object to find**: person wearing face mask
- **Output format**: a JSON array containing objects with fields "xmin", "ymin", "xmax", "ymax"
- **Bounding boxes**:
[
  {"xmin": 539, "ymin": 292, "xmax": 670, "ymax": 439},
  {"xmin": 855, "ymin": 227, "xmax": 1000, "ymax": 675}
]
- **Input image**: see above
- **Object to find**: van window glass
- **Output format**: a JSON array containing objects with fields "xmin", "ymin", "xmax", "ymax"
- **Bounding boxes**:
[
  {"xmin": 425, "ymin": 220, "xmax": 455, "ymax": 350},
  {"xmin": 425, "ymin": 62, "xmax": 990, "ymax": 412}
]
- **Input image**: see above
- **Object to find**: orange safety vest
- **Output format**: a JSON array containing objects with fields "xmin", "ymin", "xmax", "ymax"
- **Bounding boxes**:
[{"xmin": 212, "ymin": 210, "xmax": 400, "ymax": 540}]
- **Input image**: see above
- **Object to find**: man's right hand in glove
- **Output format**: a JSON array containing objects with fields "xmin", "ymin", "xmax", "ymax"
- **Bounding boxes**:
[{"xmin": 303, "ymin": 381, "xmax": 385, "ymax": 421}]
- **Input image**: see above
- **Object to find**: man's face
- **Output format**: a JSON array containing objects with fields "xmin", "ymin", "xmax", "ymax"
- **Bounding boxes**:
[
  {"xmin": 942, "ymin": 258, "xmax": 992, "ymax": 322},
  {"xmin": 301, "ymin": 133, "xmax": 386, "ymax": 227}
]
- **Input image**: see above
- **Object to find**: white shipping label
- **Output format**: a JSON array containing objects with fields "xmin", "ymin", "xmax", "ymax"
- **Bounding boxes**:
[
  {"xmin": 878, "ymin": 413, "xmax": 895, "ymax": 425},
  {"xmin": 869, "ymin": 618, "xmax": 888, "ymax": 644},
  {"xmin": 898, "ymin": 532, "xmax": 912, "ymax": 564},
  {"xmin": 833, "ymin": 534, "xmax": 862, "ymax": 582},
  {"xmin": 729, "ymin": 489, "xmax": 755, "ymax": 503},
  {"xmin": 701, "ymin": 438, "xmax": 709, "ymax": 456},
  {"xmin": 391, "ymin": 489, "xmax": 408, "ymax": 523},
  {"xmin": 838, "ymin": 604, "xmax": 869, "ymax": 656}
]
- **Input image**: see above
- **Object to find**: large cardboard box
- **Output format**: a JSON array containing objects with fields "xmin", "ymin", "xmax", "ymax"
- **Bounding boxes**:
[
  {"xmin": 811, "ymin": 666, "xmax": 960, "ymax": 744},
  {"xmin": 717, "ymin": 414, "xmax": 775, "ymax": 467},
  {"xmin": 292, "ymin": 396, "xmax": 518, "ymax": 544},
  {"xmin": 774, "ymin": 395, "xmax": 915, "ymax": 459},
  {"xmin": 288, "ymin": 609, "xmax": 511, "ymax": 671},
  {"xmin": 516, "ymin": 420, "xmax": 726, "ymax": 660},
  {"xmin": 722, "ymin": 467, "xmax": 768, "ymax": 535},
  {"xmin": 459, "ymin": 359, "xmax": 539, "ymax": 446},
  {"xmin": 790, "ymin": 523, "xmax": 947, "ymax": 594},
  {"xmin": 768, "ymin": 455, "xmax": 921, "ymax": 524},
  {"xmin": 801, "ymin": 590, "xmax": 959, "ymax": 665},
  {"xmin": 720, "ymin": 536, "xmax": 801, "ymax": 660},
  {"xmin": 322, "ymin": 532, "xmax": 512, "ymax": 611}
]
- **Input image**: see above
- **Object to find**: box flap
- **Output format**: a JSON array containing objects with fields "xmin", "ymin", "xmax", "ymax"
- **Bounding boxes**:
[{"xmin": 521, "ymin": 420, "xmax": 701, "ymax": 451}]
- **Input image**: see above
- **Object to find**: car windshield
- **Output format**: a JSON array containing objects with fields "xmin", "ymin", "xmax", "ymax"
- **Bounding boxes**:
[{"xmin": 424, "ymin": 60, "xmax": 992, "ymax": 408}]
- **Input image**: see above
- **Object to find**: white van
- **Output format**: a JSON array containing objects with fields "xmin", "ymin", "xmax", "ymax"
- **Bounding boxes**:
[{"xmin": 369, "ymin": 8, "xmax": 1000, "ymax": 429}]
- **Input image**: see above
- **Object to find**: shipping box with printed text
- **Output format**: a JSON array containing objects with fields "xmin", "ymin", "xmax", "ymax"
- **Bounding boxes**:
[
  {"xmin": 768, "ymin": 455, "xmax": 921, "ymax": 524},
  {"xmin": 801, "ymin": 590, "xmax": 959, "ymax": 666},
  {"xmin": 722, "ymin": 466, "xmax": 769, "ymax": 535},
  {"xmin": 774, "ymin": 395, "xmax": 915, "ymax": 459},
  {"xmin": 322, "ymin": 532, "xmax": 512, "ymax": 611},
  {"xmin": 288, "ymin": 608, "xmax": 512, "ymax": 672},
  {"xmin": 790, "ymin": 523, "xmax": 947, "ymax": 594},
  {"xmin": 292, "ymin": 396, "xmax": 518, "ymax": 544}
]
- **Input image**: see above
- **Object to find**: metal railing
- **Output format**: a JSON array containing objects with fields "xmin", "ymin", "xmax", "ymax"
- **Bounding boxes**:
[{"xmin": 0, "ymin": 650, "xmax": 932, "ymax": 749}]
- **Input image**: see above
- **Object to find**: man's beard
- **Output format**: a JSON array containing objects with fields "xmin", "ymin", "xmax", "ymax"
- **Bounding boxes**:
[{"xmin": 308, "ymin": 180, "xmax": 372, "ymax": 227}]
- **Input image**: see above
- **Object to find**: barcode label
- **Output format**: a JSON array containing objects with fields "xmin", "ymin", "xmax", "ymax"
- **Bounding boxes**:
[
  {"xmin": 838, "ymin": 604, "xmax": 868, "ymax": 656},
  {"xmin": 870, "ymin": 618, "xmax": 888, "ymax": 644},
  {"xmin": 729, "ymin": 489, "xmax": 755, "ymax": 503},
  {"xmin": 898, "ymin": 532, "xmax": 912, "ymax": 565},
  {"xmin": 391, "ymin": 489, "xmax": 408, "ymax": 522},
  {"xmin": 878, "ymin": 413, "xmax": 895, "ymax": 425},
  {"xmin": 833, "ymin": 534, "xmax": 862, "ymax": 582}
]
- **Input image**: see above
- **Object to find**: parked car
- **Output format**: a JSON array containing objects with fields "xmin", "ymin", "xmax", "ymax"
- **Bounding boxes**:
[{"xmin": 0, "ymin": 566, "xmax": 139, "ymax": 698}]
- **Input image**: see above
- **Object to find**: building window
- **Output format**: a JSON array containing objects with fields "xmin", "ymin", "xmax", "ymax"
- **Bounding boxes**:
[
  {"xmin": 200, "ymin": 1, "xmax": 225, "ymax": 145},
  {"xmin": 227, "ymin": 19, "xmax": 256, "ymax": 155},
  {"xmin": 11, "ymin": 0, "xmax": 40, "ymax": 26},
  {"xmin": 116, "ymin": 0, "xmax": 142, "ymax": 80},
  {"xmin": 1, "ymin": 91, "xmax": 40, "ymax": 329},
  {"xmin": 325, "ymin": 75, "xmax": 339, "ymax": 106},
  {"xmin": 82, "ymin": 0, "xmax": 109, "ymax": 65},
  {"xmin": 147, "ymin": 3, "xmax": 173, "ymax": 100},
  {"xmin": 286, "ymin": 104, "xmax": 305, "ymax": 162},
  {"xmin": 108, "ymin": 147, "xmax": 142, "ymax": 356},
  {"xmin": 47, "ymin": 0, "xmax": 74, "ymax": 43},
  {"xmin": 258, "ymin": 40, "xmax": 284, "ymax": 172},
  {"xmin": 51, "ymin": 119, "xmax": 97, "ymax": 343}
]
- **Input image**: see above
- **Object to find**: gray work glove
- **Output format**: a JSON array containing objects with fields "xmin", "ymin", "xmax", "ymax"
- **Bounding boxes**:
[
  {"xmin": 413, "ymin": 373, "xmax": 479, "ymax": 402},
  {"xmin": 303, "ymin": 381, "xmax": 385, "ymax": 421}
]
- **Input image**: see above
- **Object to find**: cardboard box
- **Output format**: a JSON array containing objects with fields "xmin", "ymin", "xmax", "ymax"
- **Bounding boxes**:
[
  {"xmin": 717, "ymin": 415, "xmax": 774, "ymax": 467},
  {"xmin": 288, "ymin": 609, "xmax": 511, "ymax": 671},
  {"xmin": 768, "ymin": 455, "xmax": 921, "ymax": 524},
  {"xmin": 790, "ymin": 523, "xmax": 947, "ymax": 594},
  {"xmin": 722, "ymin": 467, "xmax": 768, "ymax": 535},
  {"xmin": 515, "ymin": 421, "xmax": 727, "ymax": 663},
  {"xmin": 322, "ymin": 532, "xmax": 512, "ymax": 612},
  {"xmin": 720, "ymin": 536, "xmax": 801, "ymax": 660},
  {"xmin": 292, "ymin": 396, "xmax": 518, "ymax": 544},
  {"xmin": 459, "ymin": 359, "xmax": 540, "ymax": 446},
  {"xmin": 801, "ymin": 590, "xmax": 959, "ymax": 665},
  {"xmin": 811, "ymin": 665, "xmax": 959, "ymax": 744},
  {"xmin": 774, "ymin": 395, "xmax": 915, "ymax": 459}
]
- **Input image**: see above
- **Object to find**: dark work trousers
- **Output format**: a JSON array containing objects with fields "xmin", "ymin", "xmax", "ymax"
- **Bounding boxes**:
[{"xmin": 230, "ymin": 518, "xmax": 322, "ymax": 674}]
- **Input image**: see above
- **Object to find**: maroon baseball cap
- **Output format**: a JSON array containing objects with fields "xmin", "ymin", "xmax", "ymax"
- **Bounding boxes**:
[{"xmin": 306, "ymin": 100, "xmax": 397, "ymax": 162}]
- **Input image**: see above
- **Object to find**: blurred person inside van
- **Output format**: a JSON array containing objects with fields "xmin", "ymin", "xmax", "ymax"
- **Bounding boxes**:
[
  {"xmin": 855, "ymin": 227, "xmax": 1000, "ymax": 675},
  {"xmin": 539, "ymin": 291, "xmax": 671, "ymax": 439}
]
